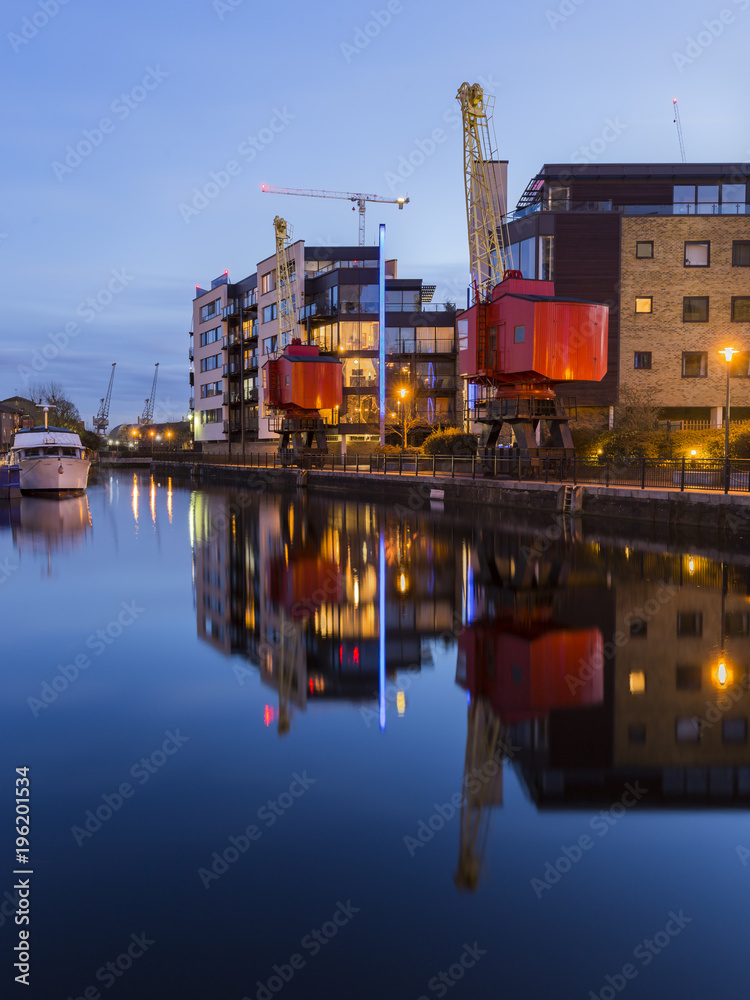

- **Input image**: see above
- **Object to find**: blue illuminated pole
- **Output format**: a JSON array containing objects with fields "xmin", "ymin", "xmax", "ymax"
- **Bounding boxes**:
[
  {"xmin": 379, "ymin": 223, "xmax": 386, "ymax": 448},
  {"xmin": 379, "ymin": 528, "xmax": 386, "ymax": 731}
]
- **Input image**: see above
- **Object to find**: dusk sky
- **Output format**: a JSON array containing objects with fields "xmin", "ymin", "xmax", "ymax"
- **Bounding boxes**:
[{"xmin": 2, "ymin": 0, "xmax": 748, "ymax": 428}]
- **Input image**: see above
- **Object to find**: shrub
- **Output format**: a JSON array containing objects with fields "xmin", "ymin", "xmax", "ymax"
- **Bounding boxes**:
[{"xmin": 422, "ymin": 428, "xmax": 478, "ymax": 455}]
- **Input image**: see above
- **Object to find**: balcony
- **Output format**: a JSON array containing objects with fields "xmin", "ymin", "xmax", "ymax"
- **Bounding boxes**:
[
  {"xmin": 222, "ymin": 336, "xmax": 228, "ymax": 349},
  {"xmin": 387, "ymin": 339, "xmax": 457, "ymax": 355},
  {"xmin": 503, "ymin": 199, "xmax": 750, "ymax": 224},
  {"xmin": 189, "ymin": 397, "xmax": 194, "ymax": 410},
  {"xmin": 243, "ymin": 357, "xmax": 258, "ymax": 371},
  {"xmin": 223, "ymin": 363, "xmax": 228, "ymax": 375},
  {"xmin": 299, "ymin": 301, "xmax": 338, "ymax": 322},
  {"xmin": 244, "ymin": 388, "xmax": 259, "ymax": 401},
  {"xmin": 243, "ymin": 290, "xmax": 257, "ymax": 309},
  {"xmin": 223, "ymin": 392, "xmax": 229, "ymax": 404},
  {"xmin": 188, "ymin": 348, "xmax": 194, "ymax": 361}
]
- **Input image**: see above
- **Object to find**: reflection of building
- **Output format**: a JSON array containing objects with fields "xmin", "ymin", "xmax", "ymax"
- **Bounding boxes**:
[
  {"xmin": 509, "ymin": 547, "xmax": 750, "ymax": 806},
  {"xmin": 192, "ymin": 491, "xmax": 461, "ymax": 730},
  {"xmin": 191, "ymin": 247, "xmax": 459, "ymax": 450}
]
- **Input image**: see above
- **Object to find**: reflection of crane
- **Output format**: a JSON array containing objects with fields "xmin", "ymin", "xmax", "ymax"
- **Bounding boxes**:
[
  {"xmin": 276, "ymin": 611, "xmax": 303, "ymax": 736},
  {"xmin": 93, "ymin": 363, "xmax": 116, "ymax": 434},
  {"xmin": 455, "ymin": 695, "xmax": 504, "ymax": 892},
  {"xmin": 274, "ymin": 216, "xmax": 296, "ymax": 354},
  {"xmin": 139, "ymin": 363, "xmax": 159, "ymax": 425},
  {"xmin": 262, "ymin": 184, "xmax": 408, "ymax": 245},
  {"xmin": 456, "ymin": 82, "xmax": 508, "ymax": 299},
  {"xmin": 672, "ymin": 98, "xmax": 686, "ymax": 164}
]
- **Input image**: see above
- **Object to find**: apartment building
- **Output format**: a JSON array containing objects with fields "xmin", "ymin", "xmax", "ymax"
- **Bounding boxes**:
[
  {"xmin": 190, "ymin": 244, "xmax": 459, "ymax": 449},
  {"xmin": 503, "ymin": 163, "xmax": 750, "ymax": 424}
]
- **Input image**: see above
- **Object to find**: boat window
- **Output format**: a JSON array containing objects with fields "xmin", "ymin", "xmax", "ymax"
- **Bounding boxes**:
[{"xmin": 62, "ymin": 447, "xmax": 77, "ymax": 456}]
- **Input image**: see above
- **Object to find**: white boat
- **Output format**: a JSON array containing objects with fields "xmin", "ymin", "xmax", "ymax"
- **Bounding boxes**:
[{"xmin": 9, "ymin": 421, "xmax": 90, "ymax": 496}]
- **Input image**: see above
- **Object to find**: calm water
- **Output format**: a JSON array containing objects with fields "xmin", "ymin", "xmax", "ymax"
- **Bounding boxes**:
[{"xmin": 2, "ymin": 471, "xmax": 750, "ymax": 999}]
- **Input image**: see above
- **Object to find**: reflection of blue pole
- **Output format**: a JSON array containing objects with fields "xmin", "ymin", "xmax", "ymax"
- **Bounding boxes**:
[{"xmin": 379, "ymin": 528, "xmax": 386, "ymax": 731}]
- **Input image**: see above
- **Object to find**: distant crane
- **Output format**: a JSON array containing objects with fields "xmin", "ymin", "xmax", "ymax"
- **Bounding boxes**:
[
  {"xmin": 139, "ymin": 363, "xmax": 159, "ymax": 425},
  {"xmin": 93, "ymin": 362, "xmax": 116, "ymax": 435},
  {"xmin": 274, "ymin": 216, "xmax": 296, "ymax": 353},
  {"xmin": 672, "ymin": 98, "xmax": 686, "ymax": 163},
  {"xmin": 261, "ymin": 184, "xmax": 408, "ymax": 245}
]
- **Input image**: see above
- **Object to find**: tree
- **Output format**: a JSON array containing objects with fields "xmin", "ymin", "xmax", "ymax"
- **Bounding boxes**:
[
  {"xmin": 386, "ymin": 394, "xmax": 423, "ymax": 450},
  {"xmin": 613, "ymin": 386, "xmax": 660, "ymax": 435},
  {"xmin": 28, "ymin": 381, "xmax": 83, "ymax": 430}
]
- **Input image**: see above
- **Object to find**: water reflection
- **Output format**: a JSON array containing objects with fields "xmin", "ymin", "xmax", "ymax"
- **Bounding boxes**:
[
  {"xmin": 191, "ymin": 489, "xmax": 750, "ymax": 890},
  {"xmin": 0, "ymin": 494, "xmax": 92, "ymax": 563}
]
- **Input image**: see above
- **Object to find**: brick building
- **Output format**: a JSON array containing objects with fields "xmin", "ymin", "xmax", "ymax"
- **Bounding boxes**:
[{"xmin": 504, "ymin": 163, "xmax": 750, "ymax": 426}]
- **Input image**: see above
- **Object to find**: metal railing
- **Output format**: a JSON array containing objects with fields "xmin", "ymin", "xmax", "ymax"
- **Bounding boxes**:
[{"xmin": 144, "ymin": 451, "xmax": 750, "ymax": 494}]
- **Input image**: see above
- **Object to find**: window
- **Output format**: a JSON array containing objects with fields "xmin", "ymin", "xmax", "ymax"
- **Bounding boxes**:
[
  {"xmin": 629, "ymin": 618, "xmax": 647, "ymax": 637},
  {"xmin": 200, "ymin": 354, "xmax": 221, "ymax": 373},
  {"xmin": 260, "ymin": 271, "xmax": 275, "ymax": 295},
  {"xmin": 262, "ymin": 303, "xmax": 277, "ymax": 324},
  {"xmin": 635, "ymin": 297, "xmax": 652, "ymax": 314},
  {"xmin": 721, "ymin": 184, "xmax": 746, "ymax": 213},
  {"xmin": 541, "ymin": 235, "xmax": 554, "ymax": 281},
  {"xmin": 675, "ymin": 718, "xmax": 701, "ymax": 743},
  {"xmin": 676, "ymin": 665, "xmax": 702, "ymax": 691},
  {"xmin": 635, "ymin": 241, "xmax": 653, "ymax": 259},
  {"xmin": 733, "ymin": 241, "xmax": 750, "ymax": 267},
  {"xmin": 514, "ymin": 325, "xmax": 525, "ymax": 343},
  {"xmin": 200, "ymin": 380, "xmax": 223, "ymax": 398},
  {"xmin": 629, "ymin": 671, "xmax": 646, "ymax": 694},
  {"xmin": 340, "ymin": 285, "xmax": 380, "ymax": 314},
  {"xmin": 634, "ymin": 351, "xmax": 652, "ymax": 370},
  {"xmin": 732, "ymin": 298, "xmax": 750, "ymax": 322},
  {"xmin": 200, "ymin": 326, "xmax": 220, "ymax": 347},
  {"xmin": 683, "ymin": 297, "xmax": 708, "ymax": 322},
  {"xmin": 199, "ymin": 299, "xmax": 221, "ymax": 323},
  {"xmin": 628, "ymin": 724, "xmax": 646, "ymax": 744},
  {"xmin": 722, "ymin": 718, "xmax": 747, "ymax": 743},
  {"xmin": 725, "ymin": 612, "xmax": 750, "ymax": 636},
  {"xmin": 684, "ymin": 241, "xmax": 710, "ymax": 267},
  {"xmin": 676, "ymin": 611, "xmax": 703, "ymax": 636},
  {"xmin": 518, "ymin": 238, "xmax": 536, "ymax": 279},
  {"xmin": 200, "ymin": 407, "xmax": 222, "ymax": 424},
  {"xmin": 263, "ymin": 336, "xmax": 277, "ymax": 355}
]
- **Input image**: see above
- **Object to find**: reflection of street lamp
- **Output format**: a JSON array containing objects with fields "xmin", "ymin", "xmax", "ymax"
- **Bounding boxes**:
[{"xmin": 720, "ymin": 348, "xmax": 738, "ymax": 461}]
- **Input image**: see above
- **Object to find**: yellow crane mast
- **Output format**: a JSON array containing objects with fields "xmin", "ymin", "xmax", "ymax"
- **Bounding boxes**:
[
  {"xmin": 274, "ymin": 215, "xmax": 296, "ymax": 353},
  {"xmin": 456, "ymin": 82, "xmax": 509, "ymax": 300}
]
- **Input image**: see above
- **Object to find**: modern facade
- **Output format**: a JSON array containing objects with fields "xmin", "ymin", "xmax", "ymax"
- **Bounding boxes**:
[
  {"xmin": 191, "ymin": 245, "xmax": 459, "ymax": 449},
  {"xmin": 503, "ymin": 163, "xmax": 750, "ymax": 424}
]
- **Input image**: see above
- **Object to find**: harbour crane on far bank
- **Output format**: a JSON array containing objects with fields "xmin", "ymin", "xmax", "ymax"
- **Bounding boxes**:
[
  {"xmin": 139, "ymin": 363, "xmax": 159, "ymax": 425},
  {"xmin": 93, "ymin": 362, "xmax": 116, "ymax": 435},
  {"xmin": 261, "ymin": 184, "xmax": 408, "ymax": 245}
]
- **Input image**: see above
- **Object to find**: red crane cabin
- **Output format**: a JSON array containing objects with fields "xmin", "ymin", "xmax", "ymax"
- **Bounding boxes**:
[
  {"xmin": 460, "ymin": 276, "xmax": 608, "ymax": 386},
  {"xmin": 264, "ymin": 341, "xmax": 343, "ymax": 412}
]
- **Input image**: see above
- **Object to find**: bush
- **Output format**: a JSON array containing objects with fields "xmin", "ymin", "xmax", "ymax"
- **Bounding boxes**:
[
  {"xmin": 375, "ymin": 443, "xmax": 422, "ymax": 455},
  {"xmin": 422, "ymin": 428, "xmax": 478, "ymax": 455}
]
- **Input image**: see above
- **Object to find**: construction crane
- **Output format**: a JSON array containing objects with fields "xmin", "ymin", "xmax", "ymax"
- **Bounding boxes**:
[
  {"xmin": 274, "ymin": 216, "xmax": 296, "ymax": 353},
  {"xmin": 672, "ymin": 98, "xmax": 686, "ymax": 163},
  {"xmin": 93, "ymin": 362, "xmax": 116, "ymax": 435},
  {"xmin": 139, "ymin": 363, "xmax": 159, "ymax": 425},
  {"xmin": 456, "ymin": 82, "xmax": 509, "ymax": 300},
  {"xmin": 261, "ymin": 184, "xmax": 408, "ymax": 245}
]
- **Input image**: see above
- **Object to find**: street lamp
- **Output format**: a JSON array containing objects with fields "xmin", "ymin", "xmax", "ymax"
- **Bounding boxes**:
[
  {"xmin": 720, "ymin": 348, "xmax": 738, "ymax": 461},
  {"xmin": 398, "ymin": 387, "xmax": 408, "ymax": 452}
]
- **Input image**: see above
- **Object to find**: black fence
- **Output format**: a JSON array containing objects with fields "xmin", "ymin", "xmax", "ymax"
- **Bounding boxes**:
[{"xmin": 142, "ymin": 450, "xmax": 750, "ymax": 495}]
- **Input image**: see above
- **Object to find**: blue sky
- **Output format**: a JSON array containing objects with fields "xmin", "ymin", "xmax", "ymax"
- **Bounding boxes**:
[{"xmin": 1, "ymin": 0, "xmax": 748, "ymax": 427}]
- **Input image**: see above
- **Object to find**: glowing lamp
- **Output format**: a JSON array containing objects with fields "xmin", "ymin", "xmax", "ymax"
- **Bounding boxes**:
[
  {"xmin": 712, "ymin": 661, "xmax": 733, "ymax": 688},
  {"xmin": 720, "ymin": 348, "xmax": 738, "ymax": 363}
]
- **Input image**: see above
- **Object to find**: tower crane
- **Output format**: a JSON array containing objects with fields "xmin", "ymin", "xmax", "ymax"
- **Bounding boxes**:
[
  {"xmin": 139, "ymin": 363, "xmax": 159, "ymax": 425},
  {"xmin": 93, "ymin": 362, "xmax": 116, "ymax": 435},
  {"xmin": 261, "ymin": 185, "xmax": 408, "ymax": 245},
  {"xmin": 672, "ymin": 98, "xmax": 686, "ymax": 164},
  {"xmin": 274, "ymin": 216, "xmax": 296, "ymax": 354},
  {"xmin": 456, "ymin": 82, "xmax": 509, "ymax": 300}
]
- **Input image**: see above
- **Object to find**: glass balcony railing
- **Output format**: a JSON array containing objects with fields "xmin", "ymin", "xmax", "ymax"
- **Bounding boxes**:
[
  {"xmin": 503, "ymin": 200, "xmax": 749, "ymax": 223},
  {"xmin": 386, "ymin": 339, "xmax": 457, "ymax": 355}
]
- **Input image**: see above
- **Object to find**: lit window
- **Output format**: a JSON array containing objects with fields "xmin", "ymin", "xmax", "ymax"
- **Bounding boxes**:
[
  {"xmin": 732, "ymin": 298, "xmax": 750, "ymax": 322},
  {"xmin": 629, "ymin": 671, "xmax": 646, "ymax": 694},
  {"xmin": 635, "ymin": 297, "xmax": 652, "ymax": 313},
  {"xmin": 682, "ymin": 352, "xmax": 707, "ymax": 378},
  {"xmin": 684, "ymin": 241, "xmax": 710, "ymax": 267},
  {"xmin": 635, "ymin": 241, "xmax": 653, "ymax": 259},
  {"xmin": 634, "ymin": 351, "xmax": 652, "ymax": 370}
]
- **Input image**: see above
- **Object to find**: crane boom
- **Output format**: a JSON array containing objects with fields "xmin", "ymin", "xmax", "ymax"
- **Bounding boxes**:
[
  {"xmin": 93, "ymin": 362, "xmax": 116, "ymax": 434},
  {"xmin": 672, "ymin": 98, "xmax": 686, "ymax": 164},
  {"xmin": 457, "ymin": 82, "xmax": 508, "ymax": 300},
  {"xmin": 261, "ymin": 184, "xmax": 408, "ymax": 245},
  {"xmin": 140, "ymin": 363, "xmax": 159, "ymax": 425},
  {"xmin": 274, "ymin": 216, "xmax": 296, "ymax": 353}
]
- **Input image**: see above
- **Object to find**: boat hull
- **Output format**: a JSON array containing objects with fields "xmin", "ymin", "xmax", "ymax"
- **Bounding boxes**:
[{"xmin": 18, "ymin": 456, "xmax": 90, "ymax": 496}]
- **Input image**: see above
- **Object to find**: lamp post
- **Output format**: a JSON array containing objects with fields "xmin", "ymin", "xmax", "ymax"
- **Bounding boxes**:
[
  {"xmin": 398, "ymin": 387, "xmax": 408, "ymax": 452},
  {"xmin": 720, "ymin": 348, "xmax": 738, "ymax": 461}
]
